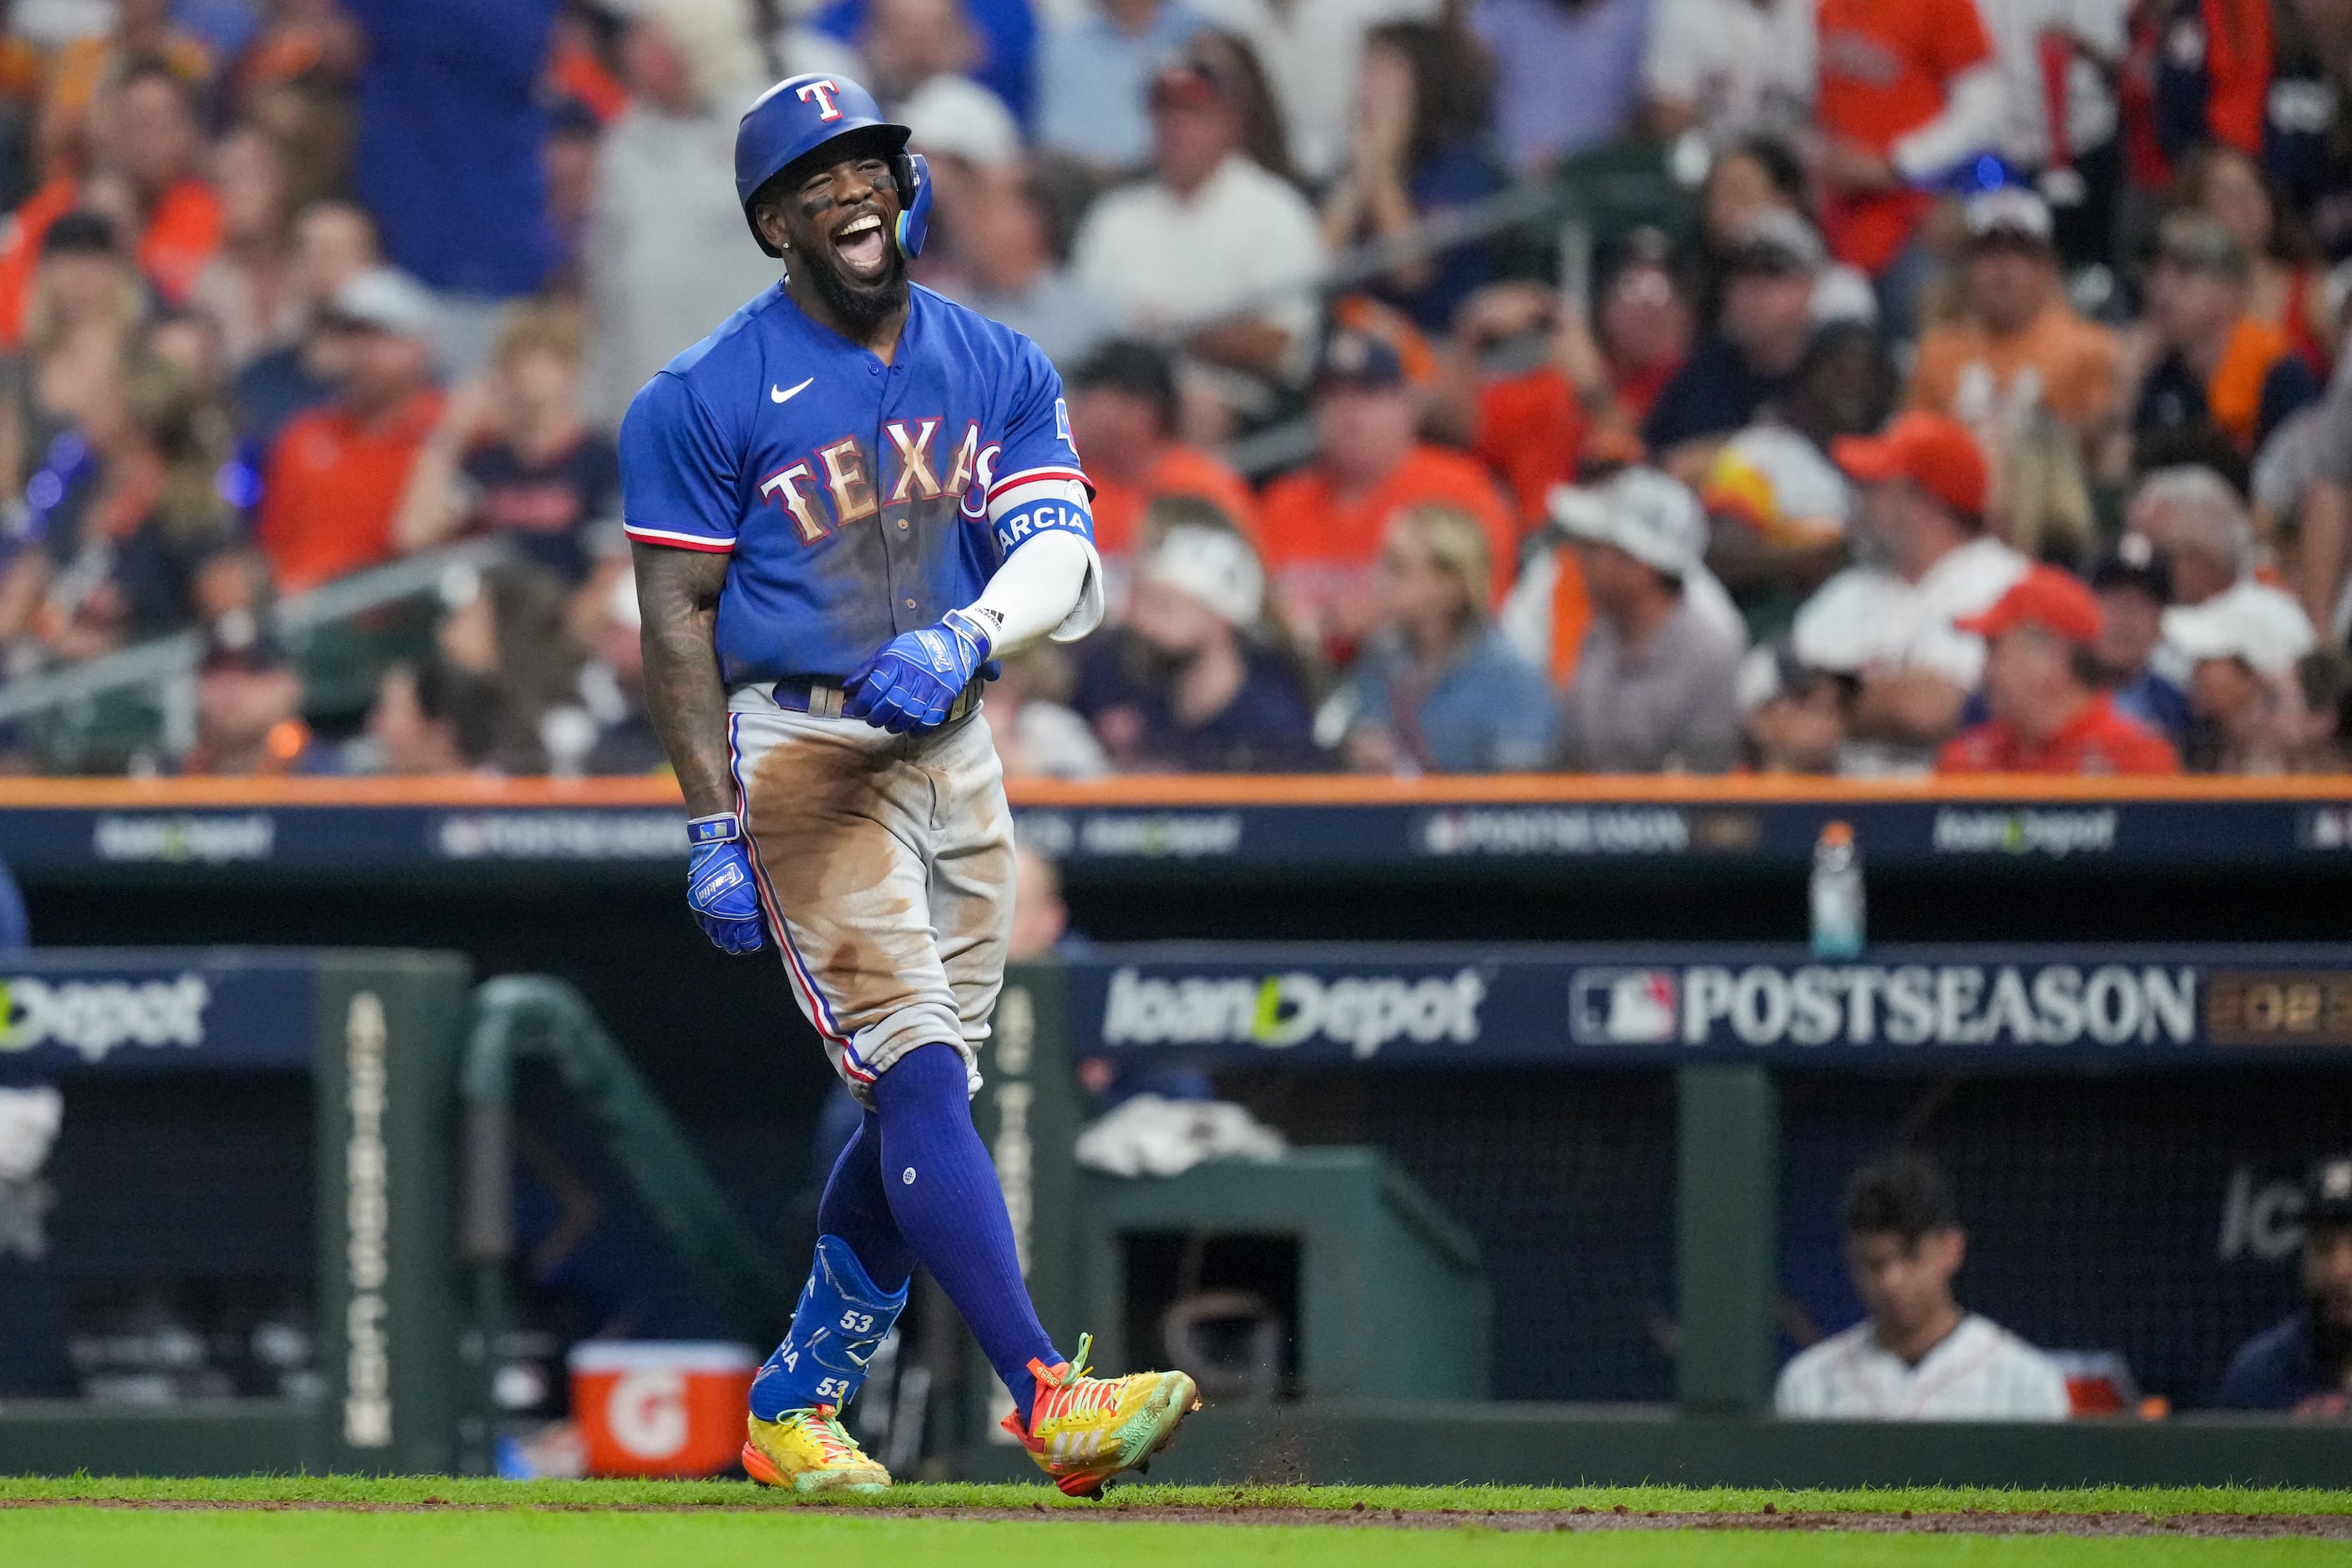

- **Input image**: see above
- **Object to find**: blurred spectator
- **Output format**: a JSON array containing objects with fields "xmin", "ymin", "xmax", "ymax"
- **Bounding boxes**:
[
  {"xmin": 1070, "ymin": 508, "xmax": 1320, "ymax": 771},
  {"xmin": 1071, "ymin": 47, "xmax": 1326, "ymax": 382},
  {"xmin": 99, "ymin": 60, "xmax": 225, "ymax": 309},
  {"xmin": 2216, "ymin": 1155, "xmax": 2352, "ymax": 1413},
  {"xmin": 1, "ymin": 352, "xmax": 240, "ymax": 660},
  {"xmin": 2127, "ymin": 464, "xmax": 2315, "ymax": 677},
  {"xmin": 2175, "ymin": 143, "xmax": 2335, "ymax": 373},
  {"xmin": 2279, "ymin": 646, "xmax": 2352, "ymax": 773},
  {"xmin": 1702, "ymin": 421, "xmax": 1855, "ymax": 642},
  {"xmin": 1033, "ymin": 0, "xmax": 1206, "ymax": 174},
  {"xmin": 1775, "ymin": 1151, "xmax": 2071, "ymax": 1420},
  {"xmin": 255, "ymin": 267, "xmax": 445, "ymax": 594},
  {"xmin": 1793, "ymin": 412, "xmax": 2029, "ymax": 773},
  {"xmin": 1451, "ymin": 281, "xmax": 1620, "ymax": 531},
  {"xmin": 434, "ymin": 562, "xmax": 582, "ymax": 773},
  {"xmin": 2253, "ymin": 365, "xmax": 2352, "ymax": 639},
  {"xmin": 814, "ymin": 0, "xmax": 1036, "ymax": 124},
  {"xmin": 983, "ymin": 645, "xmax": 1113, "ymax": 779},
  {"xmin": 189, "ymin": 124, "xmax": 302, "ymax": 370},
  {"xmin": 235, "ymin": 199, "xmax": 382, "ymax": 451},
  {"xmin": 1811, "ymin": 0, "xmax": 2002, "ymax": 328},
  {"xmin": 1737, "ymin": 640, "xmax": 1846, "ymax": 772},
  {"xmin": 1640, "ymin": 0, "xmax": 1813, "ymax": 149},
  {"xmin": 540, "ymin": 97, "xmax": 602, "ymax": 301},
  {"xmin": 1595, "ymin": 233, "xmax": 1697, "ymax": 427},
  {"xmin": 1471, "ymin": 0, "xmax": 1649, "ymax": 175},
  {"xmin": 1642, "ymin": 211, "xmax": 1823, "ymax": 476},
  {"xmin": 1323, "ymin": 503, "xmax": 1555, "ymax": 772},
  {"xmin": 1065, "ymin": 338, "xmax": 1257, "ymax": 564},
  {"xmin": 2137, "ymin": 0, "xmax": 2271, "ymax": 180},
  {"xmin": 362, "ymin": 655, "xmax": 501, "ymax": 776},
  {"xmin": 2263, "ymin": 0, "xmax": 2352, "ymax": 261},
  {"xmin": 1257, "ymin": 324, "xmax": 1515, "ymax": 661},
  {"xmin": 392, "ymin": 303, "xmax": 620, "ymax": 586},
  {"xmin": 569, "ymin": 560, "xmax": 669, "ymax": 776},
  {"xmin": 343, "ymin": 0, "xmax": 559, "ymax": 371},
  {"xmin": 2165, "ymin": 586, "xmax": 2316, "ymax": 772},
  {"xmin": 936, "ymin": 163, "xmax": 1119, "ymax": 368},
  {"xmin": 1693, "ymin": 138, "xmax": 1883, "ymax": 324},
  {"xmin": 1975, "ymin": 0, "xmax": 2129, "ymax": 270},
  {"xmin": 1551, "ymin": 466, "xmax": 1746, "ymax": 772},
  {"xmin": 862, "ymin": 0, "xmax": 1019, "ymax": 134},
  {"xmin": 0, "ymin": 210, "xmax": 140, "ymax": 503},
  {"xmin": 1908, "ymin": 188, "xmax": 2122, "ymax": 449},
  {"xmin": 2088, "ymin": 536, "xmax": 2193, "ymax": 746},
  {"xmin": 2136, "ymin": 210, "xmax": 2321, "ymax": 458},
  {"xmin": 1936, "ymin": 565, "xmax": 2180, "ymax": 773},
  {"xmin": 180, "ymin": 616, "xmax": 324, "ymax": 776},
  {"xmin": 1200, "ymin": 0, "xmax": 1441, "ymax": 184},
  {"xmin": 1009, "ymin": 841, "xmax": 1075, "ymax": 960},
  {"xmin": 1996, "ymin": 401, "xmax": 2098, "ymax": 567},
  {"xmin": 38, "ymin": 0, "xmax": 213, "ymax": 182},
  {"xmin": 583, "ymin": 0, "xmax": 778, "ymax": 427},
  {"xmin": 1318, "ymin": 21, "xmax": 1503, "ymax": 334}
]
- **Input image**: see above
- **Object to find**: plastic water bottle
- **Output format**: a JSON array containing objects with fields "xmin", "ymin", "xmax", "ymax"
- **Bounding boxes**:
[{"xmin": 1810, "ymin": 821, "xmax": 1865, "ymax": 959}]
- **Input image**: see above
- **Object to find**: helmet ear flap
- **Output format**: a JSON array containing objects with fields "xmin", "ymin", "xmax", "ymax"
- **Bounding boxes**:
[{"xmin": 893, "ymin": 152, "xmax": 932, "ymax": 259}]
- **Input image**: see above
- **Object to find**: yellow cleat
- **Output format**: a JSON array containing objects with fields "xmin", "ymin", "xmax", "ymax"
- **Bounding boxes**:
[
  {"xmin": 742, "ymin": 1405, "xmax": 892, "ymax": 1495},
  {"xmin": 999, "ymin": 1333, "xmax": 1201, "ymax": 1499}
]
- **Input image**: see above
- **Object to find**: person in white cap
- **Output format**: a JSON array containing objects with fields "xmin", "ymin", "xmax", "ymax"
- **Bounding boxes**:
[
  {"xmin": 1070, "ymin": 505, "xmax": 1319, "ymax": 771},
  {"xmin": 1549, "ymin": 466, "xmax": 1748, "ymax": 773},
  {"xmin": 254, "ymin": 265, "xmax": 446, "ymax": 593},
  {"xmin": 2127, "ymin": 465, "xmax": 2316, "ymax": 690},
  {"xmin": 2166, "ymin": 580, "xmax": 2321, "ymax": 772},
  {"xmin": 1908, "ymin": 187, "xmax": 2121, "ymax": 450}
]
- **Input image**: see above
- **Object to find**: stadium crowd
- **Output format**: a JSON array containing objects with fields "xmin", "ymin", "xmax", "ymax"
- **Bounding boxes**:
[{"xmin": 0, "ymin": 0, "xmax": 2349, "ymax": 777}]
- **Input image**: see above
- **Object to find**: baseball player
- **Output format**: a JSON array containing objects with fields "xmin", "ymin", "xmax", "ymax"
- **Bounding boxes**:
[{"xmin": 622, "ymin": 73, "xmax": 1197, "ymax": 1496}]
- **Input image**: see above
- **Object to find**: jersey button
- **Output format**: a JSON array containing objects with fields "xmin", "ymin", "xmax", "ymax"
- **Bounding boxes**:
[
  {"xmin": 868, "ymin": 365, "xmax": 881, "ymax": 376},
  {"xmin": 897, "ymin": 518, "xmax": 908, "ymax": 530},
  {"xmin": 904, "ymin": 598, "xmax": 916, "ymax": 609}
]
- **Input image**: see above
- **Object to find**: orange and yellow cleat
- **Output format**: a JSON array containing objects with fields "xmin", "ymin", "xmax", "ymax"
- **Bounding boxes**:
[
  {"xmin": 742, "ymin": 1404, "xmax": 891, "ymax": 1495},
  {"xmin": 999, "ymin": 1334, "xmax": 1201, "ymax": 1499}
]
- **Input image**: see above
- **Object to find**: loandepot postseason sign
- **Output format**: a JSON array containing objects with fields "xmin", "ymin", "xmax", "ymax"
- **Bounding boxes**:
[{"xmin": 1071, "ymin": 944, "xmax": 2352, "ymax": 1067}]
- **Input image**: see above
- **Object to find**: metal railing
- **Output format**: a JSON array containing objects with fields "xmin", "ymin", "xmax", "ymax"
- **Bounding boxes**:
[{"xmin": 0, "ymin": 536, "xmax": 514, "ymax": 750}]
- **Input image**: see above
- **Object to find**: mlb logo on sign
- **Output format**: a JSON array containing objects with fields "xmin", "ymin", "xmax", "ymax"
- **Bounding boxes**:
[{"xmin": 1570, "ymin": 969, "xmax": 1679, "ymax": 1044}]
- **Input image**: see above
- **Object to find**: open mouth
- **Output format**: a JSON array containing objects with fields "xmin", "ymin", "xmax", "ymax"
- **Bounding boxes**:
[{"xmin": 832, "ymin": 211, "xmax": 889, "ymax": 281}]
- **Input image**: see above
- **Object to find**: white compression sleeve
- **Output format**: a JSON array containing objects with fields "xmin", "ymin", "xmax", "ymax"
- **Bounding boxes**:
[
  {"xmin": 958, "ymin": 530, "xmax": 1103, "ymax": 655},
  {"xmin": 1892, "ymin": 66, "xmax": 2007, "ymax": 182}
]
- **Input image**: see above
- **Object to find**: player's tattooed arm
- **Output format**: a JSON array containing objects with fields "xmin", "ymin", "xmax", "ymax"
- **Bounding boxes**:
[{"xmin": 633, "ymin": 541, "xmax": 738, "ymax": 819}]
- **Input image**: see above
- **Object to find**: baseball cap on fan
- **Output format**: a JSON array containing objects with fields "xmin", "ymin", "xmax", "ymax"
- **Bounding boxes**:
[
  {"xmin": 1722, "ymin": 209, "xmax": 1826, "ymax": 276},
  {"xmin": 1955, "ymin": 564, "xmax": 2103, "ymax": 648},
  {"xmin": 1965, "ymin": 186, "xmax": 2056, "ymax": 250},
  {"xmin": 1831, "ymin": 412, "xmax": 1990, "ymax": 520},
  {"xmin": 321, "ymin": 266, "xmax": 439, "ymax": 341},
  {"xmin": 1549, "ymin": 467, "xmax": 1707, "ymax": 579},
  {"xmin": 1141, "ymin": 523, "xmax": 1263, "ymax": 627}
]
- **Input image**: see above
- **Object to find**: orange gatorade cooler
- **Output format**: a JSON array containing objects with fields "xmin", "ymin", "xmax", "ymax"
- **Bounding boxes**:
[{"xmin": 569, "ymin": 1341, "xmax": 758, "ymax": 1477}]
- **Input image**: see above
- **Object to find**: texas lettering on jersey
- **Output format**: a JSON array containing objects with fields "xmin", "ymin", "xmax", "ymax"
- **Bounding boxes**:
[{"xmin": 618, "ymin": 283, "xmax": 1099, "ymax": 685}]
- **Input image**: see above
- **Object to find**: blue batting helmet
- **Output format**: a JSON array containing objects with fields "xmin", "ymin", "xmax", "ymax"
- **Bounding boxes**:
[{"xmin": 736, "ymin": 73, "xmax": 928, "ymax": 260}]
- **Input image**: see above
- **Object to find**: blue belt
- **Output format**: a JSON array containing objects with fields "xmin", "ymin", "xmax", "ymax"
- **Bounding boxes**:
[{"xmin": 769, "ymin": 675, "xmax": 984, "ymax": 722}]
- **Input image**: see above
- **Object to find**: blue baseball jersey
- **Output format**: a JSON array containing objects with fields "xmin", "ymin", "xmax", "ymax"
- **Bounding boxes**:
[{"xmin": 620, "ymin": 281, "xmax": 1097, "ymax": 685}]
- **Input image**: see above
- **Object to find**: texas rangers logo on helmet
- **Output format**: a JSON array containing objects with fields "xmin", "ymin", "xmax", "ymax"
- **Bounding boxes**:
[{"xmin": 795, "ymin": 79, "xmax": 843, "ymax": 120}]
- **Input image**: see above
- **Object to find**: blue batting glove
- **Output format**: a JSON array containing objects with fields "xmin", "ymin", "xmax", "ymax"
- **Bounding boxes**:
[
  {"xmin": 686, "ymin": 812, "xmax": 764, "ymax": 953},
  {"xmin": 843, "ymin": 608, "xmax": 993, "ymax": 735}
]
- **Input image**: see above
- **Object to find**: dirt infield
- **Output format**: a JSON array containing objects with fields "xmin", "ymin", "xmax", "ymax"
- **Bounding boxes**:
[{"xmin": 8, "ymin": 1498, "xmax": 2349, "ymax": 1537}]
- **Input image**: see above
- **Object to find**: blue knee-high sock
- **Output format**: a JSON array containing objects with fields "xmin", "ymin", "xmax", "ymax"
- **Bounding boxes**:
[
  {"xmin": 817, "ymin": 1109, "xmax": 915, "ymax": 1292},
  {"xmin": 873, "ymin": 1043, "xmax": 1061, "ymax": 1424}
]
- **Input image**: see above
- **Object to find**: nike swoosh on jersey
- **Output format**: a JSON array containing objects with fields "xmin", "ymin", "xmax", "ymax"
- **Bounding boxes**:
[{"xmin": 771, "ymin": 377, "xmax": 814, "ymax": 404}]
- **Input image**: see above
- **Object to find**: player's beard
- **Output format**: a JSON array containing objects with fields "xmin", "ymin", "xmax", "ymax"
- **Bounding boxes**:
[{"xmin": 808, "ymin": 242, "xmax": 910, "ymax": 337}]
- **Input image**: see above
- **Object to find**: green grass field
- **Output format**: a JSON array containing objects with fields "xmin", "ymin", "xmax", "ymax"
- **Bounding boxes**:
[{"xmin": 6, "ymin": 1477, "xmax": 2349, "ymax": 1567}]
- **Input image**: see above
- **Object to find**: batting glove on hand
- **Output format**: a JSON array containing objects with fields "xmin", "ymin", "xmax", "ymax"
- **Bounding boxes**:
[
  {"xmin": 843, "ymin": 608, "xmax": 993, "ymax": 734},
  {"xmin": 686, "ymin": 812, "xmax": 765, "ymax": 953}
]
